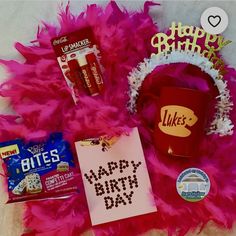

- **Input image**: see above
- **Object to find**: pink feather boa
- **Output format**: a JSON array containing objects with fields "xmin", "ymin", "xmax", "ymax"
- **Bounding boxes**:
[{"xmin": 0, "ymin": 1, "xmax": 236, "ymax": 236}]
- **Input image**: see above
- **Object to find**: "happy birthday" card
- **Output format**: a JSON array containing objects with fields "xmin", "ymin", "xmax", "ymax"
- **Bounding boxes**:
[{"xmin": 75, "ymin": 128, "xmax": 157, "ymax": 225}]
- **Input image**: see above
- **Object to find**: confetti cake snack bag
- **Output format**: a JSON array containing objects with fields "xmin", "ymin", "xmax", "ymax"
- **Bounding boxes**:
[{"xmin": 0, "ymin": 133, "xmax": 80, "ymax": 203}]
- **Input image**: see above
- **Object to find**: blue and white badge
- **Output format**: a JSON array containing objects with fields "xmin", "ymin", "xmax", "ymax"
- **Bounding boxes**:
[{"xmin": 176, "ymin": 168, "xmax": 210, "ymax": 202}]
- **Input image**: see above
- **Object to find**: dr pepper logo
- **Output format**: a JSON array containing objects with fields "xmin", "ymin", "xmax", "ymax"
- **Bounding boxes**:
[{"xmin": 158, "ymin": 105, "xmax": 198, "ymax": 137}]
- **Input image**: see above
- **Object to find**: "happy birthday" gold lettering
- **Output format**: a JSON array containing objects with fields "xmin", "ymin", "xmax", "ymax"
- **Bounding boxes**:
[{"xmin": 151, "ymin": 22, "xmax": 231, "ymax": 74}]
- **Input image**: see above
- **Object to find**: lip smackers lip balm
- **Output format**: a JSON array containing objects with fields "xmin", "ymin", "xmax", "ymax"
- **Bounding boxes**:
[
  {"xmin": 77, "ymin": 56, "xmax": 99, "ymax": 96},
  {"xmin": 86, "ymin": 53, "xmax": 104, "ymax": 93},
  {"xmin": 67, "ymin": 59, "xmax": 89, "ymax": 95},
  {"xmin": 51, "ymin": 27, "xmax": 104, "ymax": 104}
]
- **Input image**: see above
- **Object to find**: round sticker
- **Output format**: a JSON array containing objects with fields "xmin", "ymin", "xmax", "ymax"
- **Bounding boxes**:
[{"xmin": 176, "ymin": 168, "xmax": 210, "ymax": 202}]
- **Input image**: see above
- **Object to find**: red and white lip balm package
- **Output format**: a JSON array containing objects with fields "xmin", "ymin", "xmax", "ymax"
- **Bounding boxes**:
[{"xmin": 51, "ymin": 27, "xmax": 104, "ymax": 103}]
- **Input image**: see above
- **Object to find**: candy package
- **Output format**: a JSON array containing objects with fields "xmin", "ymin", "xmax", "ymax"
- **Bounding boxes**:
[
  {"xmin": 51, "ymin": 27, "xmax": 104, "ymax": 103},
  {"xmin": 0, "ymin": 133, "xmax": 80, "ymax": 203}
]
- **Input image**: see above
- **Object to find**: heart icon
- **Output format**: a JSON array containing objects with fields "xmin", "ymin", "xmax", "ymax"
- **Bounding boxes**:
[{"xmin": 208, "ymin": 15, "xmax": 221, "ymax": 27}]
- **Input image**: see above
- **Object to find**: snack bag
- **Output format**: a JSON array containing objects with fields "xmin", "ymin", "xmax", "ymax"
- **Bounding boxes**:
[
  {"xmin": 51, "ymin": 27, "xmax": 104, "ymax": 103},
  {"xmin": 0, "ymin": 133, "xmax": 79, "ymax": 203}
]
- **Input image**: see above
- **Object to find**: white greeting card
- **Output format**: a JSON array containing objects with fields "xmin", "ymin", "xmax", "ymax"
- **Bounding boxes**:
[{"xmin": 75, "ymin": 128, "xmax": 157, "ymax": 226}]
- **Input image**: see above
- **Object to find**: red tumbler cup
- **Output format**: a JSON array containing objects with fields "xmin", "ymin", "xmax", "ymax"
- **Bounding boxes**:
[{"xmin": 153, "ymin": 87, "xmax": 210, "ymax": 157}]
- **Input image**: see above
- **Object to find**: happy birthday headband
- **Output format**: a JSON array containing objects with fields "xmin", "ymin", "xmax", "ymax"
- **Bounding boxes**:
[{"xmin": 128, "ymin": 22, "xmax": 234, "ymax": 136}]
